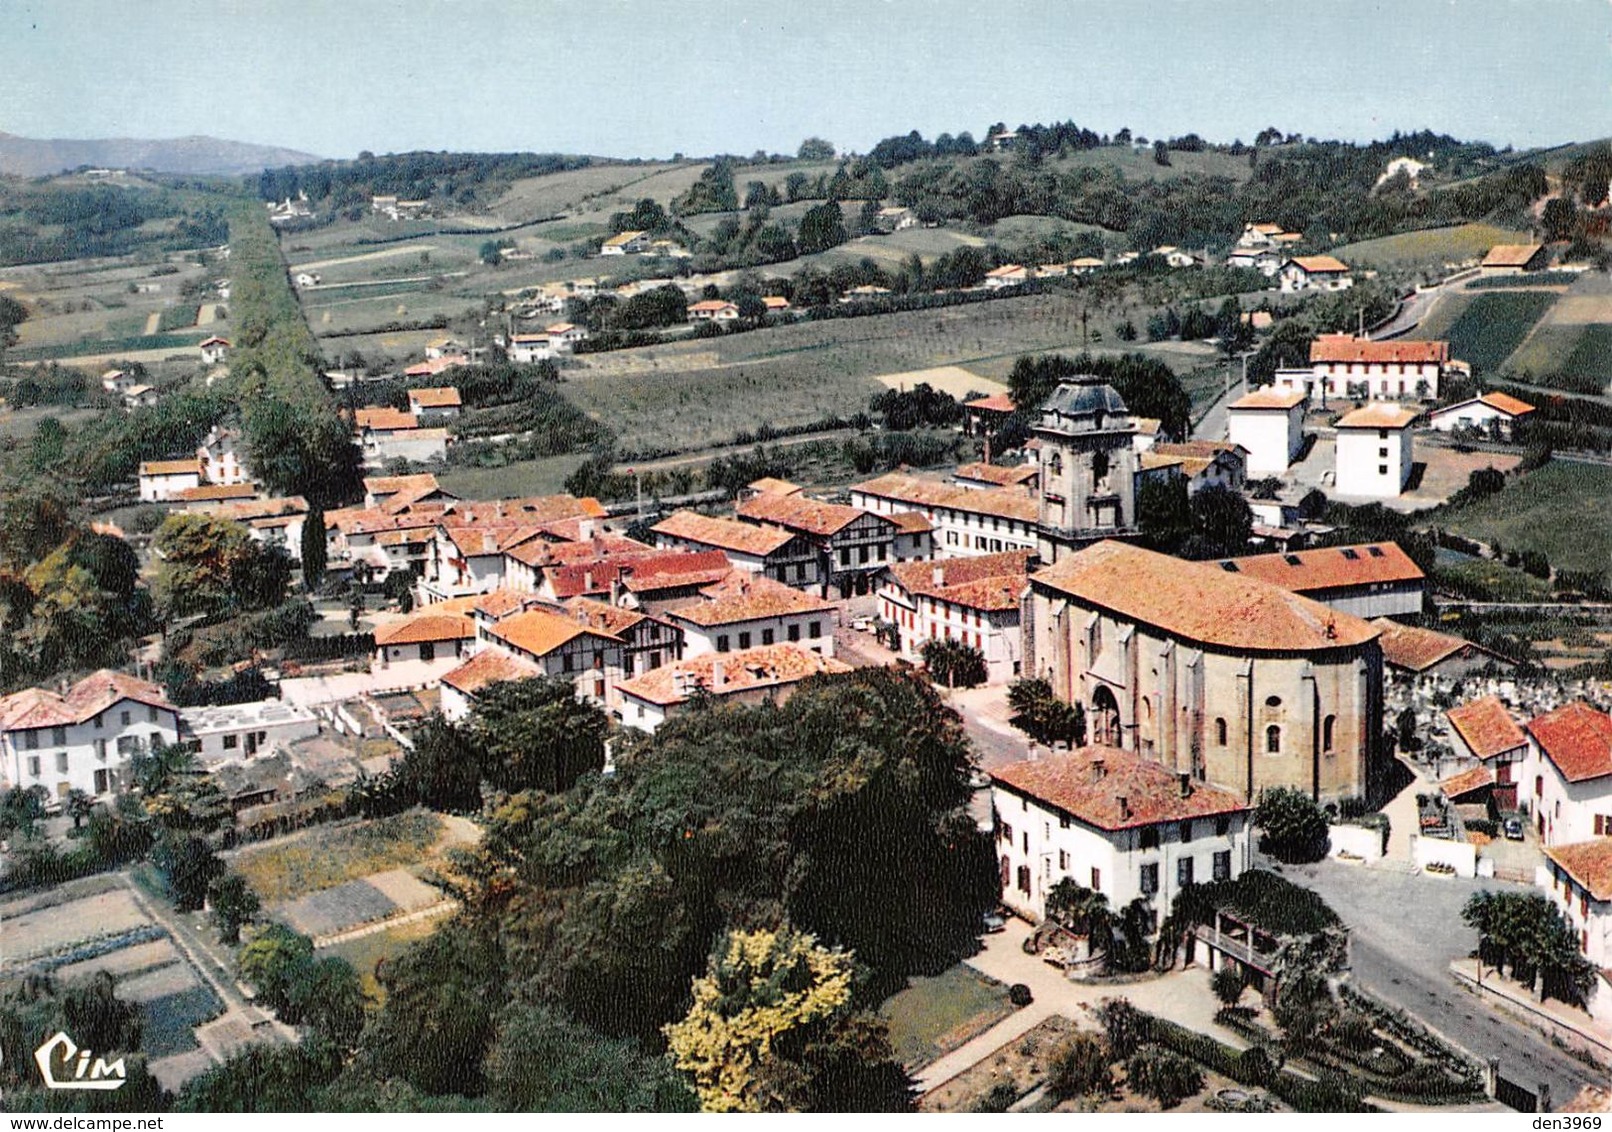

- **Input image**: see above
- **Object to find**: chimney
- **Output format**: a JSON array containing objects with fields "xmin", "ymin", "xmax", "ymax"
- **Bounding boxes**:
[
  {"xmin": 1178, "ymin": 771, "xmax": 1193, "ymax": 798},
  {"xmin": 584, "ymin": 570, "xmax": 595, "ymax": 593},
  {"xmin": 610, "ymin": 572, "xmax": 624, "ymax": 605},
  {"xmin": 712, "ymin": 659, "xmax": 726, "ymax": 690},
  {"xmin": 1117, "ymin": 795, "xmax": 1131, "ymax": 820},
  {"xmin": 1090, "ymin": 758, "xmax": 1106, "ymax": 784},
  {"xmin": 932, "ymin": 564, "xmax": 945, "ymax": 587}
]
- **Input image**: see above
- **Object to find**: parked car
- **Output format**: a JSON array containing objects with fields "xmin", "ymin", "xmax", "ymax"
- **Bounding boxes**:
[
  {"xmin": 981, "ymin": 910, "xmax": 1007, "ymax": 934},
  {"xmin": 1503, "ymin": 817, "xmax": 1525, "ymax": 841}
]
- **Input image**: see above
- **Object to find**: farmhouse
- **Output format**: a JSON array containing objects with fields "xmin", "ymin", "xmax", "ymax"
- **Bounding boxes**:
[
  {"xmin": 1236, "ymin": 222, "xmax": 1289, "ymax": 249},
  {"xmin": 1333, "ymin": 403, "xmax": 1418, "ymax": 498},
  {"xmin": 1426, "ymin": 391, "xmax": 1535, "ymax": 440},
  {"xmin": 762, "ymin": 295, "xmax": 791, "ymax": 313},
  {"xmin": 1523, "ymin": 701, "xmax": 1612, "ymax": 847},
  {"xmin": 873, "ymin": 206, "xmax": 917, "ymax": 232},
  {"xmin": 1480, "ymin": 243, "xmax": 1549, "ymax": 275},
  {"xmin": 1227, "ymin": 387, "xmax": 1307, "ymax": 475},
  {"xmin": 546, "ymin": 322, "xmax": 588, "ymax": 350},
  {"xmin": 688, "ymin": 300, "xmax": 740, "ymax": 322},
  {"xmin": 123, "ymin": 384, "xmax": 159, "ymax": 409},
  {"xmin": 0, "ymin": 670, "xmax": 181, "ymax": 801},
  {"xmin": 1445, "ymin": 695, "xmax": 1528, "ymax": 809},
  {"xmin": 354, "ymin": 407, "xmax": 449, "ymax": 467},
  {"xmin": 507, "ymin": 333, "xmax": 551, "ymax": 363},
  {"xmin": 601, "ymin": 230, "xmax": 650, "ymax": 256},
  {"xmin": 652, "ymin": 510, "xmax": 821, "ymax": 590},
  {"xmin": 662, "ymin": 573, "xmax": 836, "ymax": 659},
  {"xmin": 616, "ymin": 644, "xmax": 851, "ymax": 735},
  {"xmin": 877, "ymin": 551, "xmax": 1032, "ymax": 683},
  {"xmin": 984, "ymin": 264, "xmax": 1029, "ymax": 289},
  {"xmin": 407, "ymin": 386, "xmax": 463, "ymax": 423},
  {"xmin": 138, "ymin": 459, "xmax": 202, "ymax": 502},
  {"xmin": 1278, "ymin": 255, "xmax": 1353, "ymax": 293},
  {"xmin": 990, "ymin": 745, "xmax": 1251, "ymax": 924},
  {"xmin": 1225, "ymin": 248, "xmax": 1283, "ymax": 276},
  {"xmin": 1219, "ymin": 542, "xmax": 1426, "ymax": 619},
  {"xmin": 102, "ymin": 368, "xmax": 135, "ymax": 395},
  {"xmin": 199, "ymin": 336, "xmax": 231, "ymax": 365},
  {"xmin": 734, "ymin": 492, "xmax": 899, "ymax": 597},
  {"xmin": 1022, "ymin": 540, "xmax": 1386, "ymax": 804}
]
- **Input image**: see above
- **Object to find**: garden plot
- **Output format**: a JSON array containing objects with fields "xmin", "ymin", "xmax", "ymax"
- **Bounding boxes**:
[
  {"xmin": 277, "ymin": 878, "xmax": 401, "ymax": 939},
  {"xmin": 1, "ymin": 888, "xmax": 150, "ymax": 964},
  {"xmin": 53, "ymin": 937, "xmax": 182, "ymax": 982},
  {"xmin": 872, "ymin": 365, "xmax": 1006, "ymax": 399}
]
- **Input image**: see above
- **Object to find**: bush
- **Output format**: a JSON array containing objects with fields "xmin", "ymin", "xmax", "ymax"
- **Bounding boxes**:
[
  {"xmin": 1236, "ymin": 1046, "xmax": 1277, "ymax": 1088},
  {"xmin": 1047, "ymin": 1033, "xmax": 1112, "ymax": 1100},
  {"xmin": 1125, "ymin": 1048, "xmax": 1203, "ymax": 1108},
  {"xmin": 1255, "ymin": 786, "xmax": 1330, "ymax": 863},
  {"xmin": 976, "ymin": 1081, "xmax": 1020, "ymax": 1113},
  {"xmin": 1212, "ymin": 966, "xmax": 1245, "ymax": 1006},
  {"xmin": 1008, "ymin": 983, "xmax": 1033, "ymax": 1007}
]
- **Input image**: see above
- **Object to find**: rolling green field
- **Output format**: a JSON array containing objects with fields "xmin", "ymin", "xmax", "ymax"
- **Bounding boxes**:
[
  {"xmin": 1331, "ymin": 223, "xmax": 1528, "ymax": 271},
  {"xmin": 1438, "ymin": 290, "xmax": 1557, "ymax": 374},
  {"xmin": 1556, "ymin": 324, "xmax": 1612, "ymax": 391},
  {"xmin": 1429, "ymin": 461, "xmax": 1612, "ymax": 575},
  {"xmin": 436, "ymin": 453, "xmax": 591, "ymax": 499}
]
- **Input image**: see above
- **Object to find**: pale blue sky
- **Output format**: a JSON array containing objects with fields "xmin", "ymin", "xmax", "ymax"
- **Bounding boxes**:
[{"xmin": 2, "ymin": 0, "xmax": 1609, "ymax": 160}]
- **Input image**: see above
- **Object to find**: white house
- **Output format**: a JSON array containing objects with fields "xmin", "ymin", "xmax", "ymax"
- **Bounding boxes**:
[
  {"xmin": 1333, "ymin": 403, "xmax": 1417, "ymax": 497},
  {"xmin": 850, "ymin": 472, "xmax": 1040, "ymax": 559},
  {"xmin": 138, "ymin": 459, "xmax": 202, "ymax": 502},
  {"xmin": 1426, "ymin": 391, "xmax": 1536, "ymax": 440},
  {"xmin": 102, "ymin": 369, "xmax": 135, "ymax": 395},
  {"xmin": 1540, "ymin": 839, "xmax": 1612, "ymax": 970},
  {"xmin": 1279, "ymin": 335, "xmax": 1458, "ymax": 403},
  {"xmin": 600, "ymin": 230, "xmax": 650, "ymax": 256},
  {"xmin": 1446, "ymin": 694, "xmax": 1529, "ymax": 811},
  {"xmin": 688, "ymin": 300, "xmax": 740, "ymax": 322},
  {"xmin": 547, "ymin": 322, "xmax": 589, "ymax": 351},
  {"xmin": 354, "ymin": 407, "xmax": 449, "ymax": 468},
  {"xmin": 983, "ymin": 264, "xmax": 1029, "ymax": 289},
  {"xmin": 507, "ymin": 333, "xmax": 551, "ymax": 363},
  {"xmin": 874, "ymin": 206, "xmax": 917, "ymax": 233},
  {"xmin": 123, "ymin": 385, "xmax": 159, "ymax": 409},
  {"xmin": 990, "ymin": 745, "xmax": 1252, "ymax": 924},
  {"xmin": 1236, "ymin": 222, "xmax": 1289, "ymax": 249},
  {"xmin": 1226, "ymin": 388, "xmax": 1307, "ymax": 475},
  {"xmin": 293, "ymin": 272, "xmax": 321, "ymax": 288},
  {"xmin": 476, "ymin": 605, "xmax": 626, "ymax": 709},
  {"xmin": 1279, "ymin": 255, "xmax": 1353, "ymax": 293},
  {"xmin": 615, "ymin": 644, "xmax": 851, "ymax": 734},
  {"xmin": 198, "ymin": 336, "xmax": 231, "ymax": 366},
  {"xmin": 662, "ymin": 573, "xmax": 836, "ymax": 658},
  {"xmin": 0, "ymin": 670, "xmax": 180, "ymax": 802},
  {"xmin": 878, "ymin": 551, "xmax": 1031, "ymax": 684},
  {"xmin": 652, "ymin": 510, "xmax": 820, "ymax": 590},
  {"xmin": 179, "ymin": 699, "xmax": 321, "ymax": 764},
  {"xmin": 1225, "ymin": 248, "xmax": 1282, "ymax": 276},
  {"xmin": 1523, "ymin": 701, "xmax": 1612, "ymax": 847},
  {"xmin": 197, "ymin": 425, "xmax": 251, "ymax": 486},
  {"xmin": 374, "ymin": 609, "xmax": 476, "ymax": 667},
  {"xmin": 407, "ymin": 386, "xmax": 463, "ymax": 423}
]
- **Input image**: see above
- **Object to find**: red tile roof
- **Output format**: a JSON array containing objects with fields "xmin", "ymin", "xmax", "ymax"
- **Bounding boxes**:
[
  {"xmin": 991, "ymin": 746, "xmax": 1247, "ymax": 831},
  {"xmin": 1309, "ymin": 335, "xmax": 1449, "ymax": 365},
  {"xmin": 1287, "ymin": 255, "xmax": 1351, "ymax": 274},
  {"xmin": 0, "ymin": 670, "xmax": 173, "ymax": 730},
  {"xmin": 617, "ymin": 643, "xmax": 850, "ymax": 706},
  {"xmin": 1446, "ymin": 695, "xmax": 1527, "ymax": 760},
  {"xmin": 140, "ymin": 459, "xmax": 200, "ymax": 477},
  {"xmin": 364, "ymin": 473, "xmax": 442, "ymax": 498},
  {"xmin": 1439, "ymin": 764, "xmax": 1495, "ymax": 800},
  {"xmin": 1223, "ymin": 543, "xmax": 1424, "ymax": 594},
  {"xmin": 653, "ymin": 510, "xmax": 799, "ymax": 556},
  {"xmin": 1369, "ymin": 619, "xmax": 1474, "ymax": 672},
  {"xmin": 1482, "ymin": 244, "xmax": 1545, "ymax": 268},
  {"xmin": 667, "ymin": 573, "xmax": 833, "ymax": 628},
  {"xmin": 1545, "ymin": 839, "xmax": 1612, "ymax": 902},
  {"xmin": 408, "ymin": 387, "xmax": 463, "ymax": 408},
  {"xmin": 1478, "ymin": 391, "xmax": 1536, "ymax": 416},
  {"xmin": 1032, "ymin": 541, "xmax": 1378, "ymax": 652},
  {"xmin": 1335, "ymin": 403, "xmax": 1420, "ymax": 429},
  {"xmin": 374, "ymin": 611, "xmax": 475, "ymax": 647},
  {"xmin": 490, "ymin": 607, "xmax": 620, "ymax": 658},
  {"xmin": 441, "ymin": 649, "xmax": 541, "ymax": 696},
  {"xmin": 888, "ymin": 510, "xmax": 934, "ymax": 534},
  {"xmin": 964, "ymin": 393, "xmax": 1016, "ymax": 414},
  {"xmin": 851, "ymin": 472, "xmax": 1039, "ymax": 523},
  {"xmin": 736, "ymin": 492, "xmax": 884, "ymax": 538},
  {"xmin": 176, "ymin": 483, "xmax": 259, "ymax": 503},
  {"xmin": 886, "ymin": 551, "xmax": 1032, "ymax": 612},
  {"xmin": 1230, "ymin": 388, "xmax": 1306, "ymax": 410},
  {"xmin": 1528, "ymin": 701, "xmax": 1612, "ymax": 783},
  {"xmin": 746, "ymin": 477, "xmax": 801, "ymax": 496},
  {"xmin": 619, "ymin": 550, "xmax": 733, "ymax": 593},
  {"xmin": 954, "ymin": 462, "xmax": 1039, "ymax": 487},
  {"xmin": 354, "ymin": 407, "xmax": 418, "ymax": 432}
]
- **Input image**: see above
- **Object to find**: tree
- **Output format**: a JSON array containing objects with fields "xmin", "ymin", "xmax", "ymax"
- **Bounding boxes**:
[
  {"xmin": 920, "ymin": 637, "xmax": 988, "ymax": 688},
  {"xmin": 153, "ymin": 512, "xmax": 289, "ymax": 618},
  {"xmin": 1254, "ymin": 787, "xmax": 1329, "ymax": 863},
  {"xmin": 1006, "ymin": 678, "xmax": 1086, "ymax": 746},
  {"xmin": 1212, "ymin": 965, "xmax": 1246, "ymax": 1006},
  {"xmin": 1137, "ymin": 476, "xmax": 1193, "ymax": 554},
  {"xmin": 208, "ymin": 872, "xmax": 261, "ymax": 945},
  {"xmin": 478, "ymin": 240, "xmax": 503, "ymax": 266},
  {"xmin": 797, "ymin": 202, "xmax": 848, "ymax": 256},
  {"xmin": 1045, "ymin": 880, "xmax": 1115, "ymax": 961},
  {"xmin": 238, "ymin": 923, "xmax": 316, "ymax": 1014},
  {"xmin": 1046, "ymin": 1032, "xmax": 1112, "ymax": 1100},
  {"xmin": 1541, "ymin": 197, "xmax": 1577, "ymax": 243},
  {"xmin": 469, "ymin": 677, "xmax": 609, "ymax": 794},
  {"xmin": 486, "ymin": 1002, "xmax": 697, "ymax": 1111},
  {"xmin": 301, "ymin": 508, "xmax": 326, "ymax": 589},
  {"xmin": 61, "ymin": 971, "xmax": 143, "ymax": 1057},
  {"xmin": 1462, "ymin": 890, "xmax": 1597, "ymax": 1004},
  {"xmin": 1153, "ymin": 141, "xmax": 1171, "ymax": 167},
  {"xmin": 1126, "ymin": 1048, "xmax": 1202, "ymax": 1108},
  {"xmin": 285, "ymin": 956, "xmax": 366, "ymax": 1047},
  {"xmin": 396, "ymin": 715, "xmax": 484, "ymax": 811},
  {"xmin": 63, "ymin": 788, "xmax": 94, "ymax": 831},
  {"xmin": 1185, "ymin": 485, "xmax": 1253, "ymax": 559},
  {"xmin": 663, "ymin": 926, "xmax": 911, "ymax": 1112},
  {"xmin": 798, "ymin": 138, "xmax": 836, "ymax": 161},
  {"xmin": 153, "ymin": 834, "xmax": 224, "ymax": 912}
]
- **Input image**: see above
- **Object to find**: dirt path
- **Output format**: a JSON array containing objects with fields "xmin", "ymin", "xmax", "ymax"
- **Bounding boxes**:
[
  {"xmin": 142, "ymin": 311, "xmax": 161, "ymax": 335},
  {"xmin": 197, "ymin": 302, "xmax": 218, "ymax": 325},
  {"xmin": 290, "ymin": 244, "xmax": 439, "ymax": 272}
]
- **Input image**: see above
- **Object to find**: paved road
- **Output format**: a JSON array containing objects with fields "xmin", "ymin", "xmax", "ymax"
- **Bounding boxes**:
[{"xmin": 1285, "ymin": 858, "xmax": 1602, "ymax": 1105}]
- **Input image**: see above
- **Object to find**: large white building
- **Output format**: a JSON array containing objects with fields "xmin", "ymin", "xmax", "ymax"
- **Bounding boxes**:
[
  {"xmin": 0, "ymin": 671, "xmax": 180, "ymax": 802},
  {"xmin": 1226, "ymin": 388, "xmax": 1307, "ymax": 475},
  {"xmin": 1540, "ymin": 840, "xmax": 1612, "ymax": 971},
  {"xmin": 1522, "ymin": 701, "xmax": 1612, "ymax": 847},
  {"xmin": 1333, "ymin": 403, "xmax": 1417, "ymax": 498},
  {"xmin": 878, "ymin": 551, "xmax": 1031, "ymax": 684},
  {"xmin": 990, "ymin": 745, "xmax": 1252, "ymax": 923},
  {"xmin": 1274, "ymin": 336, "xmax": 1458, "ymax": 403},
  {"xmin": 850, "ymin": 473, "xmax": 1040, "ymax": 560},
  {"xmin": 179, "ymin": 699, "xmax": 321, "ymax": 764},
  {"xmin": 662, "ymin": 573, "xmax": 836, "ymax": 658}
]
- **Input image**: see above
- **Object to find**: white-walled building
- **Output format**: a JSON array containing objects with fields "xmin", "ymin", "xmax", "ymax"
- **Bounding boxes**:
[
  {"xmin": 0, "ymin": 671, "xmax": 180, "ymax": 802},
  {"xmin": 1540, "ymin": 840, "xmax": 1612, "ymax": 969},
  {"xmin": 663, "ymin": 573, "xmax": 836, "ymax": 658},
  {"xmin": 616, "ymin": 644, "xmax": 851, "ymax": 734},
  {"xmin": 1446, "ymin": 694, "xmax": 1528, "ymax": 811},
  {"xmin": 507, "ymin": 333, "xmax": 552, "ymax": 363},
  {"xmin": 1523, "ymin": 701, "xmax": 1612, "ymax": 847},
  {"xmin": 407, "ymin": 387, "xmax": 463, "ymax": 423},
  {"xmin": 878, "ymin": 551, "xmax": 1031, "ymax": 684},
  {"xmin": 179, "ymin": 699, "xmax": 321, "ymax": 764},
  {"xmin": 138, "ymin": 459, "xmax": 202, "ymax": 502},
  {"xmin": 439, "ymin": 649, "xmax": 542, "ymax": 723},
  {"xmin": 374, "ymin": 609, "xmax": 475, "ymax": 666},
  {"xmin": 199, "ymin": 336, "xmax": 231, "ymax": 366},
  {"xmin": 1278, "ymin": 255, "xmax": 1353, "ymax": 293},
  {"xmin": 1426, "ymin": 391, "xmax": 1536, "ymax": 440},
  {"xmin": 1227, "ymin": 388, "xmax": 1307, "ymax": 475},
  {"xmin": 850, "ymin": 472, "xmax": 1040, "ymax": 559},
  {"xmin": 1219, "ymin": 542, "xmax": 1426, "ymax": 620},
  {"xmin": 1333, "ymin": 404, "xmax": 1417, "ymax": 498},
  {"xmin": 990, "ymin": 745, "xmax": 1252, "ymax": 923},
  {"xmin": 1280, "ymin": 335, "xmax": 1458, "ymax": 403},
  {"xmin": 197, "ymin": 426, "xmax": 251, "ymax": 486},
  {"xmin": 652, "ymin": 510, "xmax": 821, "ymax": 591}
]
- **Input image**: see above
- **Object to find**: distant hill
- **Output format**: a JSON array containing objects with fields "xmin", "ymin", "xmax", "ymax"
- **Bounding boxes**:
[{"xmin": 0, "ymin": 132, "xmax": 322, "ymax": 177}]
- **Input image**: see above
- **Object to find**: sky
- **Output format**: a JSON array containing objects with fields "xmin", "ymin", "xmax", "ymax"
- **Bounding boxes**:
[{"xmin": 2, "ymin": 0, "xmax": 1610, "ymax": 161}]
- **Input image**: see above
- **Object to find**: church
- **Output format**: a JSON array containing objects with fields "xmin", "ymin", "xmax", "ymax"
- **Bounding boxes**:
[
  {"xmin": 1031, "ymin": 378, "xmax": 1141, "ymax": 563},
  {"xmin": 1022, "ymin": 539, "xmax": 1386, "ymax": 805}
]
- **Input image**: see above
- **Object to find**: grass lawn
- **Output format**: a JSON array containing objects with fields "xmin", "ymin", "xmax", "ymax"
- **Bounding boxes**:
[
  {"xmin": 1330, "ymin": 223, "xmax": 1529, "ymax": 271},
  {"xmin": 1439, "ymin": 290, "xmax": 1557, "ymax": 375},
  {"xmin": 878, "ymin": 965, "xmax": 1015, "ymax": 1071},
  {"xmin": 324, "ymin": 915, "xmax": 446, "ymax": 1003},
  {"xmin": 437, "ymin": 452, "xmax": 590, "ymax": 499},
  {"xmin": 231, "ymin": 811, "xmax": 443, "ymax": 904},
  {"xmin": 1427, "ymin": 461, "xmax": 1612, "ymax": 576}
]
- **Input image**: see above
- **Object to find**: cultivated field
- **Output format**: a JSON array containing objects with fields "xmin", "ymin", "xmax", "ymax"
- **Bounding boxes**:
[
  {"xmin": 1331, "ymin": 223, "xmax": 1529, "ymax": 271},
  {"xmin": 230, "ymin": 810, "xmax": 445, "ymax": 903},
  {"xmin": 436, "ymin": 452, "xmax": 591, "ymax": 499},
  {"xmin": 1429, "ymin": 290, "xmax": 1558, "ymax": 374},
  {"xmin": 1428, "ymin": 461, "xmax": 1612, "ymax": 574}
]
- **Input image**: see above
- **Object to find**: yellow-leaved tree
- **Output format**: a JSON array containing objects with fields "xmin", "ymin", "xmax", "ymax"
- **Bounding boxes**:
[{"xmin": 663, "ymin": 926, "xmax": 855, "ymax": 1113}]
